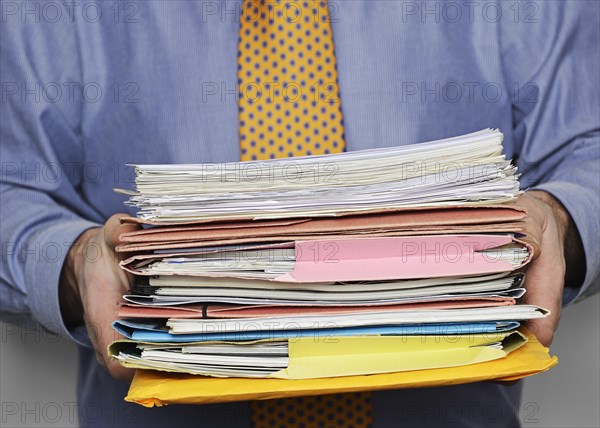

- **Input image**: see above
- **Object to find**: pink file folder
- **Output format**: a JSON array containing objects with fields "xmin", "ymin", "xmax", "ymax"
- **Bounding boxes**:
[{"xmin": 120, "ymin": 234, "xmax": 533, "ymax": 283}]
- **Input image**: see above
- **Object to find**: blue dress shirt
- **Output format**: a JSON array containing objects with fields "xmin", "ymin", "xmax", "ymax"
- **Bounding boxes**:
[{"xmin": 1, "ymin": 1, "xmax": 598, "ymax": 427}]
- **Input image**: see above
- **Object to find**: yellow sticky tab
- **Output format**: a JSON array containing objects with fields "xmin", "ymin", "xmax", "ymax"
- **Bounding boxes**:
[{"xmin": 273, "ymin": 331, "xmax": 524, "ymax": 379}]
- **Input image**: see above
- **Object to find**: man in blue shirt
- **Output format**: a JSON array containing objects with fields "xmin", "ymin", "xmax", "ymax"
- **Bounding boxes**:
[{"xmin": 1, "ymin": 1, "xmax": 598, "ymax": 427}]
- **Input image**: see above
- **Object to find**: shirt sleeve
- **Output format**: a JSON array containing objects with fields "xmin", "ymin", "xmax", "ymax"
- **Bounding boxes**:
[
  {"xmin": 499, "ymin": 1, "xmax": 600, "ymax": 304},
  {"xmin": 0, "ymin": 17, "xmax": 103, "ymax": 346}
]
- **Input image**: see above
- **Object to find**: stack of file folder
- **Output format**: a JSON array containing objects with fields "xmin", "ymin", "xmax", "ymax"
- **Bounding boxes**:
[{"xmin": 110, "ymin": 129, "xmax": 557, "ymax": 407}]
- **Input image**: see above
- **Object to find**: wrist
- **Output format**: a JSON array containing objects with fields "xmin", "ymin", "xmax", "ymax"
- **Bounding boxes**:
[
  {"xmin": 59, "ymin": 227, "xmax": 99, "ymax": 326},
  {"xmin": 528, "ymin": 190, "xmax": 585, "ymax": 287}
]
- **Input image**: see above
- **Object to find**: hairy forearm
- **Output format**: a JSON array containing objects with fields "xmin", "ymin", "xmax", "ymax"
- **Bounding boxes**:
[{"xmin": 529, "ymin": 190, "xmax": 586, "ymax": 287}]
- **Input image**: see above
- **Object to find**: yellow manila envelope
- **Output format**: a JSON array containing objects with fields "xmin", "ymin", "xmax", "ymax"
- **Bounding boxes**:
[{"xmin": 123, "ymin": 329, "xmax": 557, "ymax": 407}]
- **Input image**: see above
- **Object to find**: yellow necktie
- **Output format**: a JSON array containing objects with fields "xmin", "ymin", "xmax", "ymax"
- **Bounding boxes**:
[
  {"xmin": 238, "ymin": 0, "xmax": 345, "ymax": 160},
  {"xmin": 237, "ymin": 1, "xmax": 373, "ymax": 427}
]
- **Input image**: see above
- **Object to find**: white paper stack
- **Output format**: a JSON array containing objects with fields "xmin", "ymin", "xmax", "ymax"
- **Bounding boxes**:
[{"xmin": 117, "ymin": 129, "xmax": 521, "ymax": 222}]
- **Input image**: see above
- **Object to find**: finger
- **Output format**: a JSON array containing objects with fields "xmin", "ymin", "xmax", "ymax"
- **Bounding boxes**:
[
  {"xmin": 93, "ymin": 323, "xmax": 135, "ymax": 381},
  {"xmin": 522, "ymin": 245, "xmax": 564, "ymax": 347},
  {"xmin": 96, "ymin": 347, "xmax": 135, "ymax": 382},
  {"xmin": 104, "ymin": 213, "xmax": 142, "ymax": 249},
  {"xmin": 516, "ymin": 233, "xmax": 541, "ymax": 263},
  {"xmin": 518, "ymin": 216, "xmax": 543, "ymax": 262},
  {"xmin": 102, "ymin": 213, "xmax": 143, "ymax": 271},
  {"xmin": 513, "ymin": 193, "xmax": 547, "ymax": 261},
  {"xmin": 106, "ymin": 357, "xmax": 135, "ymax": 382},
  {"xmin": 526, "ymin": 317, "xmax": 561, "ymax": 348},
  {"xmin": 525, "ymin": 265, "xmax": 564, "ymax": 346},
  {"xmin": 523, "ymin": 282, "xmax": 563, "ymax": 347}
]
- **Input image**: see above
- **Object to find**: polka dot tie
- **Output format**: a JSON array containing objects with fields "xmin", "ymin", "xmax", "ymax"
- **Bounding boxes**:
[
  {"xmin": 238, "ymin": 0, "xmax": 345, "ymax": 160},
  {"xmin": 251, "ymin": 393, "xmax": 374, "ymax": 428},
  {"xmin": 237, "ymin": 1, "xmax": 373, "ymax": 427}
]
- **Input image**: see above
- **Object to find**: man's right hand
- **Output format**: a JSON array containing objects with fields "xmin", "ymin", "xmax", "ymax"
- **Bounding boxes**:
[{"xmin": 59, "ymin": 214, "xmax": 140, "ymax": 381}]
